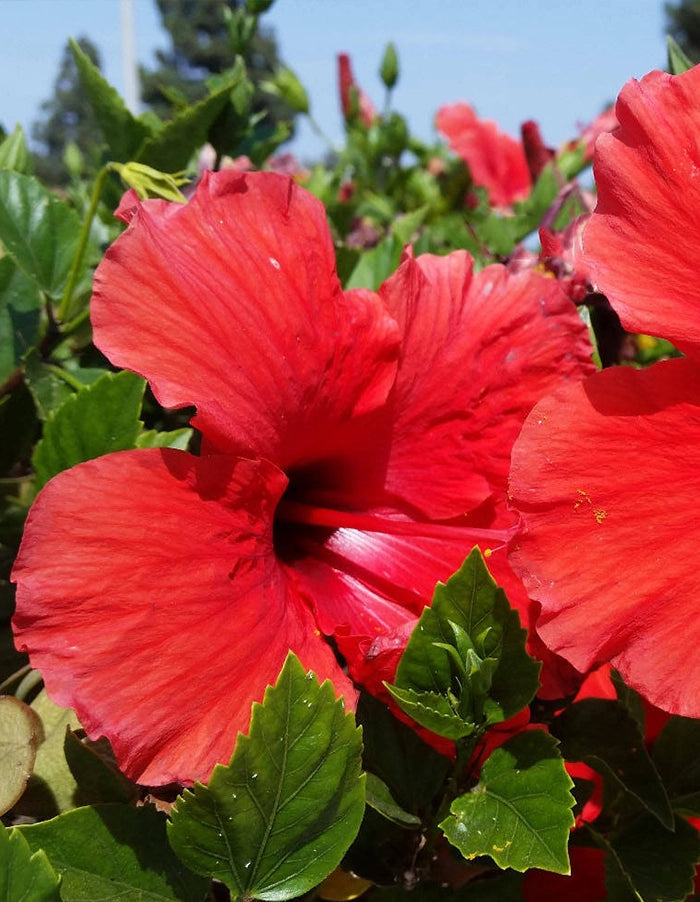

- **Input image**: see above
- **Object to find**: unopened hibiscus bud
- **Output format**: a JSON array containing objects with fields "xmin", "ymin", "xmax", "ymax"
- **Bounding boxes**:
[
  {"xmin": 380, "ymin": 42, "xmax": 399, "ymax": 89},
  {"xmin": 520, "ymin": 119, "xmax": 555, "ymax": 182},
  {"xmin": 338, "ymin": 53, "xmax": 377, "ymax": 127}
]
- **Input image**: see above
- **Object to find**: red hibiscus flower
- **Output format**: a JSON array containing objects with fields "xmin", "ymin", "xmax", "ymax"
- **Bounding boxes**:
[
  {"xmin": 12, "ymin": 171, "xmax": 593, "ymax": 786},
  {"xmin": 436, "ymin": 102, "xmax": 531, "ymax": 208},
  {"xmin": 508, "ymin": 66, "xmax": 700, "ymax": 718},
  {"xmin": 338, "ymin": 53, "xmax": 377, "ymax": 127}
]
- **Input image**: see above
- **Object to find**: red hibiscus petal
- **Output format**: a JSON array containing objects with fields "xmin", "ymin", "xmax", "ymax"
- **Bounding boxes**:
[
  {"xmin": 436, "ymin": 102, "xmax": 531, "ymax": 207},
  {"xmin": 12, "ymin": 450, "xmax": 353, "ymax": 785},
  {"xmin": 92, "ymin": 171, "xmax": 400, "ymax": 469},
  {"xmin": 509, "ymin": 357, "xmax": 700, "ymax": 717},
  {"xmin": 582, "ymin": 67, "xmax": 700, "ymax": 356},
  {"xmin": 379, "ymin": 251, "xmax": 595, "ymax": 520}
]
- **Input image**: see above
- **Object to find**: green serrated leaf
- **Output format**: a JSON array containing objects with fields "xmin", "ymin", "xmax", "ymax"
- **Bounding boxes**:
[
  {"xmin": 168, "ymin": 652, "xmax": 365, "ymax": 901},
  {"xmin": 365, "ymin": 773, "xmax": 421, "ymax": 828},
  {"xmin": 667, "ymin": 35, "xmax": 694, "ymax": 75},
  {"xmin": 653, "ymin": 716, "xmax": 700, "ymax": 816},
  {"xmin": 0, "ymin": 255, "xmax": 42, "ymax": 384},
  {"xmin": 388, "ymin": 549, "xmax": 540, "ymax": 738},
  {"xmin": 136, "ymin": 427, "xmax": 192, "ymax": 450},
  {"xmin": 440, "ymin": 730, "xmax": 574, "ymax": 874},
  {"xmin": 551, "ymin": 698, "xmax": 673, "ymax": 829},
  {"xmin": 0, "ymin": 124, "xmax": 31, "ymax": 174},
  {"xmin": 0, "ymin": 827, "xmax": 60, "ymax": 902},
  {"xmin": 0, "ymin": 171, "xmax": 84, "ymax": 299},
  {"xmin": 70, "ymin": 38, "xmax": 151, "ymax": 161},
  {"xmin": 137, "ymin": 71, "xmax": 242, "ymax": 172},
  {"xmin": 385, "ymin": 685, "xmax": 477, "ymax": 740},
  {"xmin": 593, "ymin": 813, "xmax": 700, "ymax": 902},
  {"xmin": 19, "ymin": 804, "xmax": 206, "ymax": 901},
  {"xmin": 32, "ymin": 370, "xmax": 146, "ymax": 489}
]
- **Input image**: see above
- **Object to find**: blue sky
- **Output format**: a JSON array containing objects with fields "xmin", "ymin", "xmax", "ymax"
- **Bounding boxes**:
[{"xmin": 1, "ymin": 0, "xmax": 668, "ymax": 161}]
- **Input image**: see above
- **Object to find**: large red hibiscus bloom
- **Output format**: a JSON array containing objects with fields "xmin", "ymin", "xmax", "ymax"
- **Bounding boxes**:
[
  {"xmin": 436, "ymin": 102, "xmax": 531, "ymax": 208},
  {"xmin": 12, "ymin": 171, "xmax": 593, "ymax": 785},
  {"xmin": 508, "ymin": 66, "xmax": 700, "ymax": 717}
]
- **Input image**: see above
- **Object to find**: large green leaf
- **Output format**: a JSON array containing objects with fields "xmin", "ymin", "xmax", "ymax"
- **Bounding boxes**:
[
  {"xmin": 137, "ymin": 70, "xmax": 243, "ymax": 172},
  {"xmin": 0, "ymin": 827, "xmax": 60, "ymax": 902},
  {"xmin": 32, "ymin": 370, "xmax": 146, "ymax": 489},
  {"xmin": 653, "ymin": 716, "xmax": 700, "ymax": 816},
  {"xmin": 0, "ymin": 255, "xmax": 42, "ymax": 383},
  {"xmin": 0, "ymin": 171, "xmax": 83, "ymax": 299},
  {"xmin": 70, "ymin": 38, "xmax": 151, "ymax": 161},
  {"xmin": 387, "ymin": 549, "xmax": 540, "ymax": 739},
  {"xmin": 19, "ymin": 804, "xmax": 206, "ymax": 901},
  {"xmin": 440, "ymin": 730, "xmax": 575, "ymax": 874},
  {"xmin": 551, "ymin": 698, "xmax": 673, "ymax": 828},
  {"xmin": 168, "ymin": 652, "xmax": 365, "ymax": 901},
  {"xmin": 594, "ymin": 813, "xmax": 700, "ymax": 902}
]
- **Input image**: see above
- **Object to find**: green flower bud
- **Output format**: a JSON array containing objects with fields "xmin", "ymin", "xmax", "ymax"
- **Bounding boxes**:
[{"xmin": 380, "ymin": 42, "xmax": 399, "ymax": 89}]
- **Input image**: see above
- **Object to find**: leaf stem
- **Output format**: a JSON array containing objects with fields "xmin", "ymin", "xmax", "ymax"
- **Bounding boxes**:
[{"xmin": 57, "ymin": 163, "xmax": 110, "ymax": 324}]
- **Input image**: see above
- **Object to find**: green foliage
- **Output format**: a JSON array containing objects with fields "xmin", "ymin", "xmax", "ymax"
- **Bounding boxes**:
[
  {"xmin": 18, "ymin": 804, "xmax": 207, "ymax": 901},
  {"xmin": 141, "ymin": 0, "xmax": 294, "ymax": 133},
  {"xmin": 0, "ymin": 170, "xmax": 87, "ymax": 300},
  {"xmin": 0, "ymin": 826, "xmax": 60, "ymax": 902},
  {"xmin": 0, "ymin": 125, "xmax": 32, "ymax": 174},
  {"xmin": 0, "ymin": 257, "xmax": 42, "ymax": 384},
  {"xmin": 357, "ymin": 692, "xmax": 450, "ymax": 815},
  {"xmin": 32, "ymin": 370, "xmax": 146, "ymax": 489},
  {"xmin": 387, "ymin": 548, "xmax": 540, "ymax": 740},
  {"xmin": 168, "ymin": 653, "xmax": 365, "ymax": 900},
  {"xmin": 594, "ymin": 813, "xmax": 700, "ymax": 902},
  {"xmin": 551, "ymin": 698, "xmax": 673, "ymax": 828},
  {"xmin": 440, "ymin": 730, "xmax": 575, "ymax": 874},
  {"xmin": 31, "ymin": 36, "xmax": 105, "ymax": 186},
  {"xmin": 667, "ymin": 34, "xmax": 695, "ymax": 72},
  {"xmin": 70, "ymin": 39, "xmax": 151, "ymax": 162},
  {"xmin": 665, "ymin": 0, "xmax": 700, "ymax": 64},
  {"xmin": 652, "ymin": 716, "xmax": 700, "ymax": 815}
]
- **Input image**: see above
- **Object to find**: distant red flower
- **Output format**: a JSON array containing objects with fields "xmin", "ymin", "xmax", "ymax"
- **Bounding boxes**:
[
  {"xmin": 508, "ymin": 66, "xmax": 700, "ymax": 718},
  {"xmin": 436, "ymin": 102, "xmax": 531, "ymax": 207},
  {"xmin": 338, "ymin": 53, "xmax": 377, "ymax": 127},
  {"xmin": 12, "ymin": 172, "xmax": 592, "ymax": 786}
]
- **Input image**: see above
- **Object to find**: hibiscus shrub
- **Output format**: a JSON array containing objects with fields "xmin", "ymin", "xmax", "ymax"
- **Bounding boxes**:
[{"xmin": 1, "ymin": 4, "xmax": 699, "ymax": 899}]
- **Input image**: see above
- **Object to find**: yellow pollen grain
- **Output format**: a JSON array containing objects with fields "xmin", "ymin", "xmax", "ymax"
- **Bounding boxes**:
[{"xmin": 573, "ymin": 489, "xmax": 606, "ymax": 524}]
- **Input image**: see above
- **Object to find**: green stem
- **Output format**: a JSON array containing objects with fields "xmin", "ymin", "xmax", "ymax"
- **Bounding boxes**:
[
  {"xmin": 305, "ymin": 113, "xmax": 337, "ymax": 156},
  {"xmin": 57, "ymin": 163, "xmax": 110, "ymax": 324},
  {"xmin": 44, "ymin": 363, "xmax": 88, "ymax": 392},
  {"xmin": 14, "ymin": 668, "xmax": 43, "ymax": 702}
]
